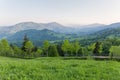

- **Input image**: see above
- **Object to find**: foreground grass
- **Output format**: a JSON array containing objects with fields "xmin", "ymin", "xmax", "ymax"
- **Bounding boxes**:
[{"xmin": 0, "ymin": 57, "xmax": 120, "ymax": 80}]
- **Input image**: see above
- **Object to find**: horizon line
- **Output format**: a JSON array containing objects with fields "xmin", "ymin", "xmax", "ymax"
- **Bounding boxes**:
[{"xmin": 0, "ymin": 21, "xmax": 120, "ymax": 27}]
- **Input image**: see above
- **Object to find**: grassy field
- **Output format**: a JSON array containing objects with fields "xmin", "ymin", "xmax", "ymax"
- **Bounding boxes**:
[{"xmin": 0, "ymin": 57, "xmax": 120, "ymax": 80}]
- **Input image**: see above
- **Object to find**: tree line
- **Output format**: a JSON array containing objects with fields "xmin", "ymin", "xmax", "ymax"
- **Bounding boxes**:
[{"xmin": 0, "ymin": 35, "xmax": 120, "ymax": 58}]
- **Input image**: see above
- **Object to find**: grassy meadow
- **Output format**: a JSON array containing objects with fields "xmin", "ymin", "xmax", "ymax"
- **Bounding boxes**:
[{"xmin": 0, "ymin": 57, "xmax": 120, "ymax": 80}]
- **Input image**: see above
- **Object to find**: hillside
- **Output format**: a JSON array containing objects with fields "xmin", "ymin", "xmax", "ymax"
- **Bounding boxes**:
[
  {"xmin": 7, "ymin": 29, "xmax": 75, "ymax": 46},
  {"xmin": 89, "ymin": 27, "xmax": 120, "ymax": 39},
  {"xmin": 1, "ymin": 21, "xmax": 120, "ymax": 47},
  {"xmin": 6, "ymin": 22, "xmax": 120, "ymax": 46}
]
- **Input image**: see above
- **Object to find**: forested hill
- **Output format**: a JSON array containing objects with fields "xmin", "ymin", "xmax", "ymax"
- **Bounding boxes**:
[
  {"xmin": 73, "ymin": 27, "xmax": 120, "ymax": 46},
  {"xmin": 7, "ymin": 29, "xmax": 77, "ymax": 46},
  {"xmin": 88, "ymin": 27, "xmax": 120, "ymax": 40},
  {"xmin": 2, "ymin": 22, "xmax": 120, "ymax": 47},
  {"xmin": 7, "ymin": 27, "xmax": 120, "ymax": 46}
]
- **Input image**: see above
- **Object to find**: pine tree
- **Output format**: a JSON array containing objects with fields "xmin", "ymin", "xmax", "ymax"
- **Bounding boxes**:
[
  {"xmin": 21, "ymin": 34, "xmax": 29, "ymax": 52},
  {"xmin": 21, "ymin": 34, "xmax": 35, "ymax": 57}
]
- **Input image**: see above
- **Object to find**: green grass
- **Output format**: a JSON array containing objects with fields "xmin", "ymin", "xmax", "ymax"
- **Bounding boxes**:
[{"xmin": 0, "ymin": 57, "xmax": 120, "ymax": 80}]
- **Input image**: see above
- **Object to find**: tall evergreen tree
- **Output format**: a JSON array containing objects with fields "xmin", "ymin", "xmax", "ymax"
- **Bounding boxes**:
[
  {"xmin": 21, "ymin": 35, "xmax": 35, "ymax": 57},
  {"xmin": 24, "ymin": 41, "xmax": 34, "ymax": 56},
  {"xmin": 21, "ymin": 34, "xmax": 29, "ymax": 52},
  {"xmin": 57, "ymin": 44, "xmax": 64, "ymax": 56}
]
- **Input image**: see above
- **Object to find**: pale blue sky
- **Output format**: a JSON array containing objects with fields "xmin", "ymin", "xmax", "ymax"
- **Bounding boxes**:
[{"xmin": 0, "ymin": 0, "xmax": 120, "ymax": 26}]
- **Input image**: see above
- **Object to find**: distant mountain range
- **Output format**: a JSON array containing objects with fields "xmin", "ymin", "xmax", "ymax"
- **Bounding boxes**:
[
  {"xmin": 1, "ymin": 22, "xmax": 120, "ymax": 35},
  {"xmin": 0, "ymin": 22, "xmax": 106, "ymax": 38},
  {"xmin": 1, "ymin": 21, "xmax": 120, "ymax": 46}
]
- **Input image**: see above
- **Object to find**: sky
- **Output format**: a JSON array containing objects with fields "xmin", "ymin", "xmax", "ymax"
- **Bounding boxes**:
[{"xmin": 0, "ymin": 0, "xmax": 120, "ymax": 26}]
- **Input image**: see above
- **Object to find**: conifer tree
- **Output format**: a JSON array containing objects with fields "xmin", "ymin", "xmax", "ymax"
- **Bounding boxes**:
[
  {"xmin": 21, "ymin": 34, "xmax": 29, "ymax": 52},
  {"xmin": 24, "ymin": 41, "xmax": 34, "ymax": 56}
]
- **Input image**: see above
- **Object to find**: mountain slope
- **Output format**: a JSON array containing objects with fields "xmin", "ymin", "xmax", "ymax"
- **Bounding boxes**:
[
  {"xmin": 7, "ymin": 29, "xmax": 74, "ymax": 46},
  {"xmin": 0, "ymin": 22, "xmax": 106, "ymax": 38},
  {"xmin": 1, "ymin": 22, "xmax": 120, "ymax": 40},
  {"xmin": 88, "ymin": 27, "xmax": 120, "ymax": 40}
]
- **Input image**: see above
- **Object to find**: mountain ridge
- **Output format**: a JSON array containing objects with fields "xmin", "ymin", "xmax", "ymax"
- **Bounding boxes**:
[{"xmin": 1, "ymin": 21, "xmax": 120, "ymax": 39}]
